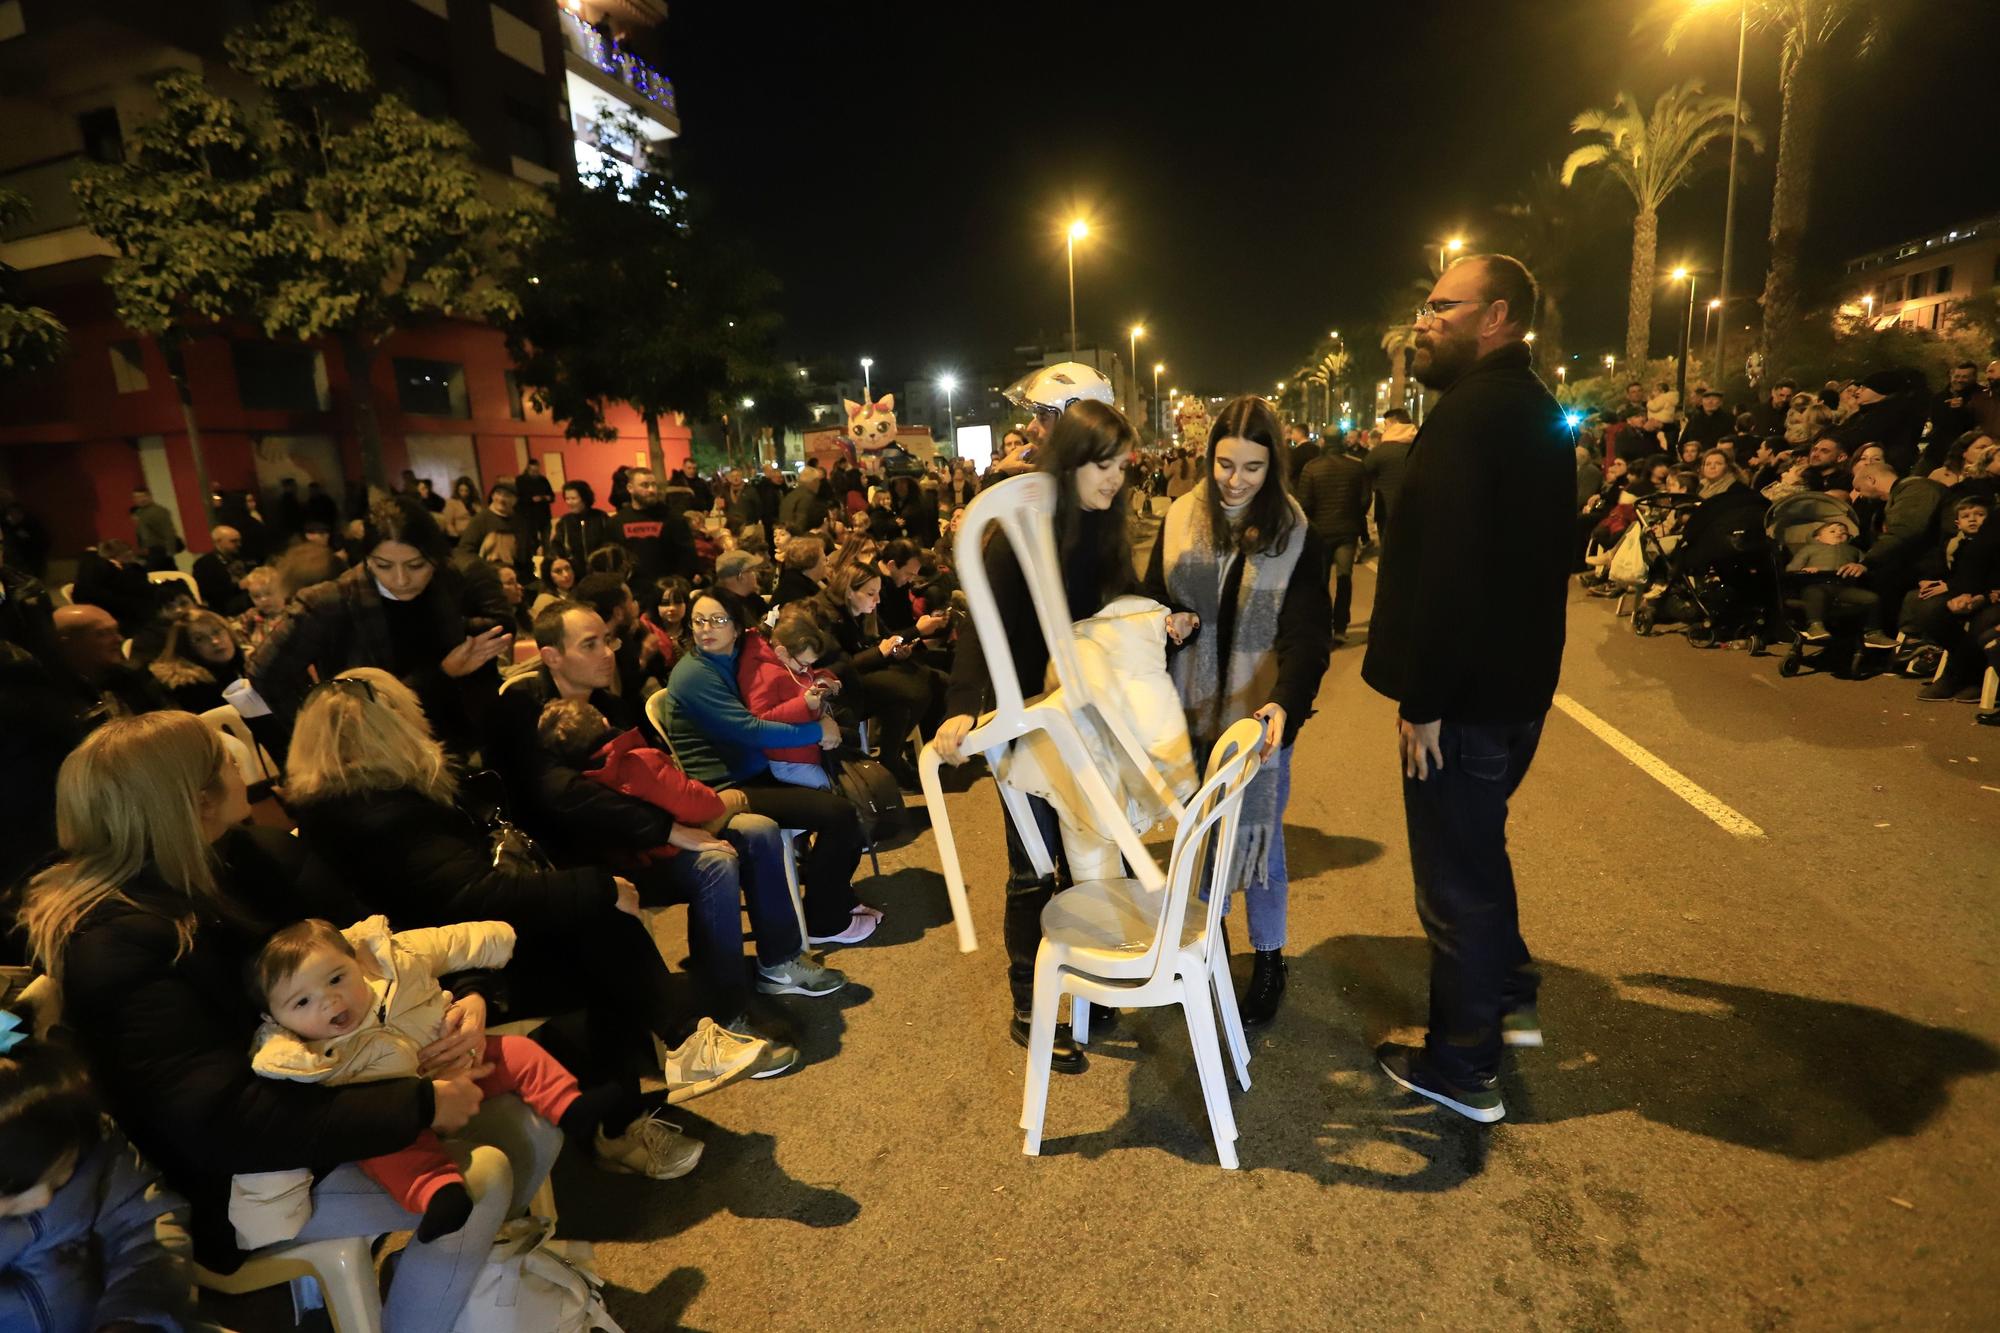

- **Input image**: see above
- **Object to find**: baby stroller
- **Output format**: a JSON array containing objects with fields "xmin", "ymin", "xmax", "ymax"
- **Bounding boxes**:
[
  {"xmin": 1764, "ymin": 491, "xmax": 1877, "ymax": 678},
  {"xmin": 1614, "ymin": 493, "xmax": 1693, "ymax": 622},
  {"xmin": 1633, "ymin": 486, "xmax": 1772, "ymax": 648}
]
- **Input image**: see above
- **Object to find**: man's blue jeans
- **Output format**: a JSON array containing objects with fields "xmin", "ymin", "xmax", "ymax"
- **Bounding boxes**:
[
  {"xmin": 639, "ymin": 813, "xmax": 801, "ymax": 1019},
  {"xmin": 1401, "ymin": 716, "xmax": 1545, "ymax": 1084}
]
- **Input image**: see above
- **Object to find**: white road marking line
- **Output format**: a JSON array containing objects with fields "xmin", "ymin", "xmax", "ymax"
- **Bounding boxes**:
[{"xmin": 1552, "ymin": 693, "xmax": 1765, "ymax": 838}]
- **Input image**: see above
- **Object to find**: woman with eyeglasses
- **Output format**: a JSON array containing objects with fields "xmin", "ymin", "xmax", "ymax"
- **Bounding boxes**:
[
  {"xmin": 660, "ymin": 589, "xmax": 879, "ymax": 945},
  {"xmin": 22, "ymin": 711, "xmax": 559, "ymax": 1329},
  {"xmin": 1143, "ymin": 394, "xmax": 1331, "ymax": 1029},
  {"xmin": 248, "ymin": 495, "xmax": 511, "ymax": 753}
]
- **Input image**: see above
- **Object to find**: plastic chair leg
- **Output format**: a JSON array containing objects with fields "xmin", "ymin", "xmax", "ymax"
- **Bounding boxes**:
[
  {"xmin": 1181, "ymin": 972, "xmax": 1238, "ymax": 1168},
  {"xmin": 918, "ymin": 745, "xmax": 977, "ymax": 953},
  {"xmin": 1210, "ymin": 951, "xmax": 1252, "ymax": 1091},
  {"xmin": 1071, "ymin": 996, "xmax": 1090, "ymax": 1047},
  {"xmin": 779, "ymin": 831, "xmax": 810, "ymax": 946},
  {"xmin": 1020, "ymin": 953, "xmax": 1064, "ymax": 1152},
  {"xmin": 307, "ymin": 1240, "xmax": 383, "ymax": 1333}
]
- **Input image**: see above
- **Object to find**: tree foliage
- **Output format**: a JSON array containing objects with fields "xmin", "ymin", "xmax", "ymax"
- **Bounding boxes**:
[
  {"xmin": 0, "ymin": 188, "xmax": 69, "ymax": 375},
  {"xmin": 505, "ymin": 117, "xmax": 788, "ymax": 469},
  {"xmin": 72, "ymin": 0, "xmax": 546, "ymax": 483}
]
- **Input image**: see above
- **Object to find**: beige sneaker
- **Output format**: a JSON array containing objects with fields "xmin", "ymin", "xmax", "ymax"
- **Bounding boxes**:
[
  {"xmin": 595, "ymin": 1111, "xmax": 703, "ymax": 1179},
  {"xmin": 662, "ymin": 1017, "xmax": 774, "ymax": 1105}
]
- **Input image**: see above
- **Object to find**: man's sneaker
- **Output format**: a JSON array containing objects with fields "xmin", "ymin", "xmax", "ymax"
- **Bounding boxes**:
[
  {"xmin": 1862, "ymin": 630, "xmax": 1899, "ymax": 650},
  {"xmin": 1375, "ymin": 1041, "xmax": 1505, "ymax": 1123},
  {"xmin": 1800, "ymin": 622, "xmax": 1832, "ymax": 643},
  {"xmin": 757, "ymin": 953, "xmax": 848, "ymax": 997},
  {"xmin": 1501, "ymin": 1007, "xmax": 1544, "ymax": 1048},
  {"xmin": 1918, "ymin": 679, "xmax": 1960, "ymax": 702},
  {"xmin": 595, "ymin": 1112, "xmax": 703, "ymax": 1180},
  {"xmin": 663, "ymin": 1018, "xmax": 771, "ymax": 1104},
  {"xmin": 1953, "ymin": 684, "xmax": 1983, "ymax": 703}
]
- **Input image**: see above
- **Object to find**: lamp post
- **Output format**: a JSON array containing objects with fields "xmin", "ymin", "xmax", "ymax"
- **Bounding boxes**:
[
  {"xmin": 860, "ymin": 356, "xmax": 873, "ymax": 399},
  {"xmin": 937, "ymin": 373, "xmax": 957, "ymax": 446},
  {"xmin": 1705, "ymin": 296, "xmax": 1722, "ymax": 371},
  {"xmin": 1670, "ymin": 267, "xmax": 1698, "ymax": 407},
  {"xmin": 1152, "ymin": 361, "xmax": 1164, "ymax": 437},
  {"xmin": 1439, "ymin": 235, "xmax": 1465, "ymax": 272},
  {"xmin": 1128, "ymin": 323, "xmax": 1145, "ymax": 421},
  {"xmin": 1713, "ymin": 0, "xmax": 1748, "ymax": 386},
  {"xmin": 1066, "ymin": 220, "xmax": 1088, "ymax": 357}
]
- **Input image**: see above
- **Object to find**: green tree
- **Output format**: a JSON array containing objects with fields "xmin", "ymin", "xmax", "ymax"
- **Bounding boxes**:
[
  {"xmin": 0, "ymin": 189, "xmax": 69, "ymax": 376},
  {"xmin": 1561, "ymin": 80, "xmax": 1757, "ymax": 376},
  {"xmin": 506, "ymin": 118, "xmax": 787, "ymax": 474},
  {"xmin": 74, "ymin": 1, "xmax": 543, "ymax": 489},
  {"xmin": 1491, "ymin": 165, "xmax": 1612, "ymax": 377},
  {"xmin": 1652, "ymin": 0, "xmax": 1910, "ymax": 353}
]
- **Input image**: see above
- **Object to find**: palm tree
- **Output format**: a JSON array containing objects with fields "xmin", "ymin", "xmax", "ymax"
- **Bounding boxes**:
[
  {"xmin": 1651, "ymin": 0, "xmax": 1904, "ymax": 351},
  {"xmin": 1491, "ymin": 164, "xmax": 1607, "ymax": 378},
  {"xmin": 1561, "ymin": 80, "xmax": 1758, "ymax": 375}
]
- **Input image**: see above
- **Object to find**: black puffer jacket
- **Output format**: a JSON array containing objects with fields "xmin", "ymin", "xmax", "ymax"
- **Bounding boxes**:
[
  {"xmin": 1294, "ymin": 450, "xmax": 1373, "ymax": 545},
  {"xmin": 58, "ymin": 827, "xmax": 426, "ymax": 1273}
]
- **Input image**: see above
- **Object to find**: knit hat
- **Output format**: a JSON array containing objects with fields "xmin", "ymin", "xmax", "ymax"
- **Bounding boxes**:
[{"xmin": 715, "ymin": 550, "xmax": 764, "ymax": 579}]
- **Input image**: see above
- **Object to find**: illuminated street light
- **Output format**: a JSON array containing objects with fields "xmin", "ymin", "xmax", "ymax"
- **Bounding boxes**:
[
  {"xmin": 1439, "ymin": 235, "xmax": 1466, "ymax": 271},
  {"xmin": 1065, "ymin": 219, "xmax": 1090, "ymax": 355},
  {"xmin": 1128, "ymin": 324, "xmax": 1145, "ymax": 421},
  {"xmin": 1152, "ymin": 362, "xmax": 1165, "ymax": 437},
  {"xmin": 938, "ymin": 373, "xmax": 957, "ymax": 436},
  {"xmin": 1669, "ymin": 266, "xmax": 1698, "ymax": 405},
  {"xmin": 741, "ymin": 398, "xmax": 755, "ymax": 409},
  {"xmin": 860, "ymin": 356, "xmax": 873, "ymax": 397}
]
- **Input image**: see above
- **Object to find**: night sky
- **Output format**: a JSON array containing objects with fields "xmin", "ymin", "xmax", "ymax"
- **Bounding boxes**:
[{"xmin": 656, "ymin": 1, "xmax": 2000, "ymax": 398}]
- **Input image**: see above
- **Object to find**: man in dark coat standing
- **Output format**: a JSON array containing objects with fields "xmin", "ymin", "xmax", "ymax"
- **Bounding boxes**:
[
  {"xmin": 1361, "ymin": 253, "xmax": 1574, "ymax": 1124},
  {"xmin": 1294, "ymin": 441, "xmax": 1371, "ymax": 642}
]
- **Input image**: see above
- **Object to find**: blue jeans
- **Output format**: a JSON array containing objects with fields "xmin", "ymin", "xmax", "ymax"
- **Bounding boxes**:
[
  {"xmin": 1216, "ymin": 744, "xmax": 1294, "ymax": 952},
  {"xmin": 288, "ymin": 1094, "xmax": 560, "ymax": 1333},
  {"xmin": 1401, "ymin": 716, "xmax": 1545, "ymax": 1083},
  {"xmin": 767, "ymin": 759, "xmax": 832, "ymax": 790},
  {"xmin": 638, "ymin": 814, "xmax": 800, "ymax": 1020}
]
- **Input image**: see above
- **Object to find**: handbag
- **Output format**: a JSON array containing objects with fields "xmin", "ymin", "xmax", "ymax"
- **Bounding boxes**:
[
  {"xmin": 821, "ymin": 748, "xmax": 928, "ymax": 861},
  {"xmin": 448, "ymin": 1216, "xmax": 625, "ymax": 1333}
]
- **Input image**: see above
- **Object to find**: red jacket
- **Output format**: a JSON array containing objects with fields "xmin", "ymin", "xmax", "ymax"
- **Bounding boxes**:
[
  {"xmin": 581, "ymin": 727, "xmax": 725, "ymax": 860},
  {"xmin": 736, "ymin": 632, "xmax": 834, "ymax": 767}
]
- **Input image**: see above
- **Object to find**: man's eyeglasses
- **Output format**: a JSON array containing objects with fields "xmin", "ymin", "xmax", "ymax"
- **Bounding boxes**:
[
  {"xmin": 1414, "ymin": 298, "xmax": 1488, "ymax": 325},
  {"xmin": 690, "ymin": 614, "xmax": 733, "ymax": 630}
]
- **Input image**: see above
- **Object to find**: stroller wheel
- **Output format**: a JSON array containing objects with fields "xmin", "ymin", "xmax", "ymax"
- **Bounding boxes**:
[
  {"xmin": 1633, "ymin": 607, "xmax": 1655, "ymax": 636},
  {"xmin": 1778, "ymin": 655, "xmax": 1802, "ymax": 678},
  {"xmin": 1687, "ymin": 623, "xmax": 1718, "ymax": 649},
  {"xmin": 1747, "ymin": 633, "xmax": 1766, "ymax": 656}
]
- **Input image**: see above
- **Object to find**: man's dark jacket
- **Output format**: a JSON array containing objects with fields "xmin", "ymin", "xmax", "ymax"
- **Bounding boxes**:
[
  {"xmin": 1294, "ymin": 449, "xmax": 1373, "ymax": 546},
  {"xmin": 1362, "ymin": 342, "xmax": 1574, "ymax": 725}
]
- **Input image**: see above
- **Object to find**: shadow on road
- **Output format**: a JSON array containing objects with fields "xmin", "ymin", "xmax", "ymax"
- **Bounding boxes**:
[
  {"xmin": 1039, "ymin": 934, "xmax": 1997, "ymax": 1188},
  {"xmin": 606, "ymin": 1266, "xmax": 708, "ymax": 1332},
  {"xmin": 1283, "ymin": 824, "xmax": 1385, "ymax": 878},
  {"xmin": 854, "ymin": 865, "xmax": 956, "ymax": 947}
]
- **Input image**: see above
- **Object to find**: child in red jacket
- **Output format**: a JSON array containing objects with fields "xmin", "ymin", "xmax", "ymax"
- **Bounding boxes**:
[
  {"xmin": 737, "ymin": 609, "xmax": 842, "ymax": 790},
  {"xmin": 537, "ymin": 700, "xmax": 740, "ymax": 864}
]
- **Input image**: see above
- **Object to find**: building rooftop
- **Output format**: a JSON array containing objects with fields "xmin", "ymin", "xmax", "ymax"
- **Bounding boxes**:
[{"xmin": 1843, "ymin": 212, "xmax": 2000, "ymax": 274}]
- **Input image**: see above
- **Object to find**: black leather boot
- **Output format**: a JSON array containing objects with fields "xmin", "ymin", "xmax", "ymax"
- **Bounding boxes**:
[
  {"xmin": 1240, "ymin": 949, "xmax": 1287, "ymax": 1027},
  {"xmin": 1011, "ymin": 1012, "xmax": 1086, "ymax": 1073}
]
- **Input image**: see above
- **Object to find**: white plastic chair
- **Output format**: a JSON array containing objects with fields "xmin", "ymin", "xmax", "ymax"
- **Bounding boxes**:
[
  {"xmin": 194, "ymin": 1235, "xmax": 383, "ymax": 1333},
  {"xmin": 918, "ymin": 472, "xmax": 1186, "ymax": 952},
  {"xmin": 644, "ymin": 688, "xmax": 811, "ymax": 945},
  {"xmin": 148, "ymin": 568, "xmax": 201, "ymax": 604},
  {"xmin": 1021, "ymin": 718, "xmax": 1265, "ymax": 1169},
  {"xmin": 201, "ymin": 703, "xmax": 280, "ymax": 786},
  {"xmin": 59, "ymin": 581, "xmax": 75, "ymax": 605}
]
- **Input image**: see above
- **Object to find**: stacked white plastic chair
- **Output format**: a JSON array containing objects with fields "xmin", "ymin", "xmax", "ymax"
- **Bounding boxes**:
[
  {"xmin": 917, "ymin": 472, "xmax": 1185, "ymax": 953},
  {"xmin": 1020, "ymin": 718, "xmax": 1265, "ymax": 1168}
]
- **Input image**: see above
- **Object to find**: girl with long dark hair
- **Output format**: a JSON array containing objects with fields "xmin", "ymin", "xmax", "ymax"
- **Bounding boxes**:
[
  {"xmin": 934, "ymin": 399, "xmax": 1139, "ymax": 1071},
  {"xmin": 1143, "ymin": 394, "xmax": 1331, "ymax": 1027}
]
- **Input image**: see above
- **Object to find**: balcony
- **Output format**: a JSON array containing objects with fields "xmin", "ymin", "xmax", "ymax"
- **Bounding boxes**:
[
  {"xmin": 558, "ymin": 7, "xmax": 677, "ymax": 122},
  {"xmin": 0, "ymin": 154, "xmax": 86, "ymax": 240}
]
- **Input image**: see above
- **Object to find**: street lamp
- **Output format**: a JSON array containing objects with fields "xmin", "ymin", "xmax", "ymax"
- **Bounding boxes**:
[
  {"xmin": 1152, "ymin": 361, "xmax": 1164, "ymax": 436},
  {"xmin": 1555, "ymin": 365, "xmax": 1567, "ymax": 384},
  {"xmin": 1670, "ymin": 266, "xmax": 1698, "ymax": 407},
  {"xmin": 1605, "ymin": 354, "xmax": 1617, "ymax": 375},
  {"xmin": 1439, "ymin": 235, "xmax": 1465, "ymax": 272},
  {"xmin": 937, "ymin": 373, "xmax": 957, "ymax": 441},
  {"xmin": 860, "ymin": 356, "xmax": 873, "ymax": 398},
  {"xmin": 1711, "ymin": 0, "xmax": 1749, "ymax": 389},
  {"xmin": 1128, "ymin": 323, "xmax": 1145, "ymax": 420},
  {"xmin": 1066, "ymin": 219, "xmax": 1089, "ymax": 357}
]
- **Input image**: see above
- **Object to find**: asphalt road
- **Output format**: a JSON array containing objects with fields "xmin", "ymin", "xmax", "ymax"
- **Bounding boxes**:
[{"xmin": 209, "ymin": 554, "xmax": 2000, "ymax": 1331}]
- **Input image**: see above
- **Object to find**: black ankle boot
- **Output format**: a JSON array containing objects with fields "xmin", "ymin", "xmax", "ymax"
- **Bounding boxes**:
[
  {"xmin": 1240, "ymin": 949, "xmax": 1288, "ymax": 1027},
  {"xmin": 1011, "ymin": 1012, "xmax": 1086, "ymax": 1073}
]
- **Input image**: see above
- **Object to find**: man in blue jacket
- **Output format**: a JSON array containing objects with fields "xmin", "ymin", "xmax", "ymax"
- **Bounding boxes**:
[{"xmin": 1361, "ymin": 253, "xmax": 1575, "ymax": 1124}]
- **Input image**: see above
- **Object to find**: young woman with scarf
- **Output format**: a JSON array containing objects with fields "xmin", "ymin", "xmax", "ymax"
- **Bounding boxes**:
[{"xmin": 1143, "ymin": 395, "xmax": 1332, "ymax": 1027}]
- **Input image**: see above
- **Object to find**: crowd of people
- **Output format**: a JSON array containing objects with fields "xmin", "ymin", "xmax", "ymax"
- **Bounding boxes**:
[
  {"xmin": 0, "ymin": 352, "xmax": 1349, "ymax": 1325},
  {"xmin": 1566, "ymin": 357, "xmax": 2000, "ymax": 719}
]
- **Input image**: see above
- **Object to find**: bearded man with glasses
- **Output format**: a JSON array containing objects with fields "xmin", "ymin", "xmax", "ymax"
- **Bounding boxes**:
[{"xmin": 1361, "ymin": 253, "xmax": 1575, "ymax": 1124}]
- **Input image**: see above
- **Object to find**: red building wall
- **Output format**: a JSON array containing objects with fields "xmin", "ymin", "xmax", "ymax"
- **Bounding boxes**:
[{"xmin": 0, "ymin": 279, "xmax": 693, "ymax": 559}]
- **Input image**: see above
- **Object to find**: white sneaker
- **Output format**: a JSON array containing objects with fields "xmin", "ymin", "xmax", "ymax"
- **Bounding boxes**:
[
  {"xmin": 807, "ymin": 908, "xmax": 880, "ymax": 946},
  {"xmin": 662, "ymin": 1018, "xmax": 769, "ymax": 1105},
  {"xmin": 757, "ymin": 953, "xmax": 848, "ymax": 997},
  {"xmin": 595, "ymin": 1112, "xmax": 703, "ymax": 1179}
]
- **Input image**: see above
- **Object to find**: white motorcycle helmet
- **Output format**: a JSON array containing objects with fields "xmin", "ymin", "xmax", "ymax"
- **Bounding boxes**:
[{"xmin": 1002, "ymin": 361, "xmax": 1117, "ymax": 415}]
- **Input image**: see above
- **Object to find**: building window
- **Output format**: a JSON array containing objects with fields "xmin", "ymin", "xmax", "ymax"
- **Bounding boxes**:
[
  {"xmin": 1933, "ymin": 264, "xmax": 1953, "ymax": 294},
  {"xmin": 1882, "ymin": 276, "xmax": 1905, "ymax": 303},
  {"xmin": 1907, "ymin": 271, "xmax": 1929, "ymax": 299},
  {"xmin": 503, "ymin": 96, "xmax": 550, "ymax": 168},
  {"xmin": 394, "ymin": 357, "xmax": 469, "ymax": 417},
  {"xmin": 233, "ymin": 340, "xmax": 329, "ymax": 412},
  {"xmin": 108, "ymin": 340, "xmax": 148, "ymax": 394},
  {"xmin": 77, "ymin": 107, "xmax": 124, "ymax": 163},
  {"xmin": 396, "ymin": 53, "xmax": 454, "ymax": 121},
  {"xmin": 503, "ymin": 369, "xmax": 527, "ymax": 420}
]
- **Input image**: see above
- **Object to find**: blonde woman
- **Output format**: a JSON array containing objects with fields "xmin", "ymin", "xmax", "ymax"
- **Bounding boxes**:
[
  {"xmin": 146, "ymin": 608, "xmax": 245, "ymax": 714},
  {"xmin": 284, "ymin": 668, "xmax": 792, "ymax": 1099},
  {"xmin": 22, "ymin": 712, "xmax": 558, "ymax": 1328}
]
